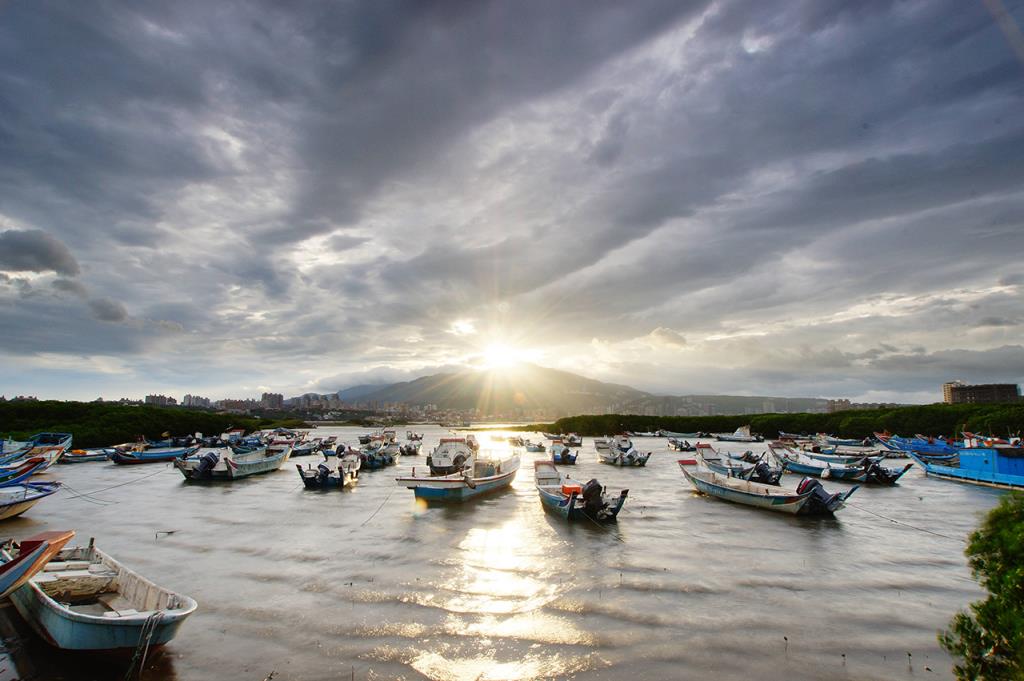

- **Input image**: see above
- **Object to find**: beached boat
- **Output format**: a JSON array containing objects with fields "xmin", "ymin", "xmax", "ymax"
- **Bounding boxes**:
[
  {"xmin": 396, "ymin": 437, "xmax": 519, "ymax": 501},
  {"xmin": 906, "ymin": 436, "xmax": 1024, "ymax": 490},
  {"xmin": 1, "ymin": 539, "xmax": 197, "ymax": 651},
  {"xmin": 0, "ymin": 457, "xmax": 52, "ymax": 487},
  {"xmin": 770, "ymin": 446, "xmax": 912, "ymax": 484},
  {"xmin": 297, "ymin": 453, "xmax": 361, "ymax": 490},
  {"xmin": 598, "ymin": 446, "xmax": 652, "ymax": 467},
  {"xmin": 716, "ymin": 426, "xmax": 763, "ymax": 443},
  {"xmin": 174, "ymin": 442, "xmax": 290, "ymax": 480},
  {"xmin": 549, "ymin": 441, "xmax": 577, "ymax": 465},
  {"xmin": 679, "ymin": 464, "xmax": 855, "ymax": 515},
  {"xmin": 60, "ymin": 448, "xmax": 114, "ymax": 463},
  {"xmin": 110, "ymin": 444, "xmax": 198, "ymax": 465},
  {"xmin": 0, "ymin": 483, "xmax": 62, "ymax": 521},
  {"xmin": 0, "ymin": 530, "xmax": 75, "ymax": 599},
  {"xmin": 534, "ymin": 461, "xmax": 627, "ymax": 523},
  {"xmin": 290, "ymin": 439, "xmax": 321, "ymax": 457}
]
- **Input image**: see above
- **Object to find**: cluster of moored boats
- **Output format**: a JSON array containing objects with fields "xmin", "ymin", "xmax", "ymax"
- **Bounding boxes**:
[{"xmin": 0, "ymin": 423, "xmax": 1021, "ymax": 658}]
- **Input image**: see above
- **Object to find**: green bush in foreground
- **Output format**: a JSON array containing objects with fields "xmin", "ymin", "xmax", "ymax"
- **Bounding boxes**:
[{"xmin": 940, "ymin": 492, "xmax": 1024, "ymax": 680}]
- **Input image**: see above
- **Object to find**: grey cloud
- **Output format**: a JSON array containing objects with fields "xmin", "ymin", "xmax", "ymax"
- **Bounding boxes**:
[
  {"xmin": 977, "ymin": 316, "xmax": 1020, "ymax": 327},
  {"xmin": 328, "ymin": 234, "xmax": 370, "ymax": 251},
  {"xmin": 52, "ymin": 278, "xmax": 88, "ymax": 297},
  {"xmin": 88, "ymin": 297, "xmax": 129, "ymax": 323},
  {"xmin": 0, "ymin": 230, "xmax": 80, "ymax": 276}
]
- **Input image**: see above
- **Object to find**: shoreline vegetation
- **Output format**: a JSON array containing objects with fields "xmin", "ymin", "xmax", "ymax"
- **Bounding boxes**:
[
  {"xmin": 0, "ymin": 401, "xmax": 305, "ymax": 449},
  {"xmin": 517, "ymin": 403, "xmax": 1024, "ymax": 438}
]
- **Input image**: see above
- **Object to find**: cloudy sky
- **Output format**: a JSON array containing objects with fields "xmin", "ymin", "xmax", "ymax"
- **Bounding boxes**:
[{"xmin": 1, "ymin": 0, "xmax": 1023, "ymax": 403}]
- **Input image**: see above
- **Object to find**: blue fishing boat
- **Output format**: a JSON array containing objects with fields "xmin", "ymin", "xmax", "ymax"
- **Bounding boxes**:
[
  {"xmin": 0, "ymin": 457, "xmax": 52, "ymax": 487},
  {"xmin": 534, "ymin": 461, "xmax": 627, "ymax": 522},
  {"xmin": 875, "ymin": 433, "xmax": 958, "ymax": 455},
  {"xmin": 1, "ymin": 539, "xmax": 197, "ymax": 651},
  {"xmin": 907, "ymin": 436, "xmax": 1024, "ymax": 489},
  {"xmin": 59, "ymin": 448, "xmax": 115, "ymax": 463},
  {"xmin": 549, "ymin": 441, "xmax": 577, "ymax": 465},
  {"xmin": 679, "ymin": 464, "xmax": 855, "ymax": 515},
  {"xmin": 0, "ymin": 433, "xmax": 73, "ymax": 466},
  {"xmin": 771, "ymin": 446, "xmax": 912, "ymax": 485},
  {"xmin": 0, "ymin": 530, "xmax": 75, "ymax": 599},
  {"xmin": 396, "ymin": 437, "xmax": 519, "ymax": 501},
  {"xmin": 110, "ymin": 444, "xmax": 199, "ymax": 465},
  {"xmin": 0, "ymin": 482, "xmax": 62, "ymax": 520}
]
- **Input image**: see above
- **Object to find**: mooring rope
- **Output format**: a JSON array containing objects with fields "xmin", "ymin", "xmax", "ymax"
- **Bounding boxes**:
[{"xmin": 845, "ymin": 501, "xmax": 967, "ymax": 543}]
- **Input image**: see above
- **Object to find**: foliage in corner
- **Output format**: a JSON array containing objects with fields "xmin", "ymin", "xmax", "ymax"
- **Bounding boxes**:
[{"xmin": 940, "ymin": 492, "xmax": 1024, "ymax": 680}]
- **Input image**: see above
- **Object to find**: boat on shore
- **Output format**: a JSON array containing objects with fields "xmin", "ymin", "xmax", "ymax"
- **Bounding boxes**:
[
  {"xmin": 0, "ymin": 483, "xmax": 62, "ymax": 520},
  {"xmin": 679, "ymin": 464, "xmax": 855, "ymax": 515},
  {"xmin": 174, "ymin": 441, "xmax": 290, "ymax": 480},
  {"xmin": 0, "ymin": 530, "xmax": 75, "ymax": 599},
  {"xmin": 1, "ymin": 539, "xmax": 197, "ymax": 651},
  {"xmin": 907, "ymin": 435, "xmax": 1024, "ymax": 489},
  {"xmin": 395, "ymin": 436, "xmax": 519, "ymax": 501},
  {"xmin": 534, "ymin": 461, "xmax": 627, "ymax": 523}
]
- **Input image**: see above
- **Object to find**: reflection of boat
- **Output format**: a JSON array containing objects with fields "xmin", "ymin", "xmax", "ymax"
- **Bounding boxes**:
[
  {"xmin": 2, "ymin": 539, "xmax": 197, "ymax": 651},
  {"xmin": 716, "ymin": 426, "xmax": 762, "ymax": 443},
  {"xmin": 297, "ymin": 453, "xmax": 361, "ymax": 489},
  {"xmin": 396, "ymin": 437, "xmax": 519, "ymax": 501},
  {"xmin": 534, "ymin": 461, "xmax": 627, "ymax": 523},
  {"xmin": 549, "ymin": 440, "xmax": 577, "ymax": 465},
  {"xmin": 174, "ymin": 442, "xmax": 290, "ymax": 480},
  {"xmin": 0, "ymin": 530, "xmax": 75, "ymax": 599},
  {"xmin": 907, "ymin": 435, "xmax": 1024, "ymax": 489},
  {"xmin": 0, "ymin": 483, "xmax": 62, "ymax": 520},
  {"xmin": 679, "ymin": 464, "xmax": 855, "ymax": 515}
]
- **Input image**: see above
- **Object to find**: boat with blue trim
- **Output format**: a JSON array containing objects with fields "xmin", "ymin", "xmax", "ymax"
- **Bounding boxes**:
[
  {"xmin": 549, "ymin": 440, "xmax": 577, "ymax": 465},
  {"xmin": 907, "ymin": 434, "xmax": 1024, "ymax": 489},
  {"xmin": 770, "ymin": 445, "xmax": 912, "ymax": 484},
  {"xmin": 0, "ymin": 482, "xmax": 62, "ymax": 521},
  {"xmin": 395, "ymin": 436, "xmax": 519, "ymax": 501},
  {"xmin": 679, "ymin": 464, "xmax": 856, "ymax": 515},
  {"xmin": 0, "ymin": 457, "xmax": 52, "ymax": 487},
  {"xmin": 534, "ymin": 460, "xmax": 626, "ymax": 523},
  {"xmin": 0, "ymin": 530, "xmax": 75, "ymax": 599}
]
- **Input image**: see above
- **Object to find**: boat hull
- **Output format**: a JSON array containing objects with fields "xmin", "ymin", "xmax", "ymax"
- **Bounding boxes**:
[
  {"xmin": 681, "ymin": 467, "xmax": 809, "ymax": 514},
  {"xmin": 907, "ymin": 450, "xmax": 1024, "ymax": 490}
]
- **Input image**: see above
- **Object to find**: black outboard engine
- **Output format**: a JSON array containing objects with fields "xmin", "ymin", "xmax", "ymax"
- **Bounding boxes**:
[
  {"xmin": 752, "ymin": 461, "xmax": 781, "ymax": 486},
  {"xmin": 581, "ymin": 478, "xmax": 606, "ymax": 516},
  {"xmin": 192, "ymin": 451, "xmax": 220, "ymax": 479},
  {"xmin": 316, "ymin": 463, "xmax": 331, "ymax": 484},
  {"xmin": 796, "ymin": 477, "xmax": 842, "ymax": 514}
]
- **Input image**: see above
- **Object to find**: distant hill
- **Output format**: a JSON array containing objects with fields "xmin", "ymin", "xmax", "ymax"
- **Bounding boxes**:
[{"xmin": 299, "ymin": 364, "xmax": 829, "ymax": 417}]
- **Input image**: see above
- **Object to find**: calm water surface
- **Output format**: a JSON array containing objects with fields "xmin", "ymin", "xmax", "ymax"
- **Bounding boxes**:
[{"xmin": 0, "ymin": 426, "xmax": 1000, "ymax": 680}]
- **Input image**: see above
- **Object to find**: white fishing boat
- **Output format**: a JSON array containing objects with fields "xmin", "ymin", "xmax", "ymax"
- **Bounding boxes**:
[
  {"xmin": 598, "ymin": 446, "xmax": 652, "ymax": 467},
  {"xmin": 716, "ymin": 425, "xmax": 763, "ymax": 443},
  {"xmin": 297, "ymin": 452, "xmax": 361, "ymax": 489},
  {"xmin": 174, "ymin": 442, "xmax": 291, "ymax": 480},
  {"xmin": 0, "ymin": 482, "xmax": 62, "ymax": 520},
  {"xmin": 396, "ymin": 436, "xmax": 519, "ymax": 501},
  {"xmin": 594, "ymin": 437, "xmax": 611, "ymax": 451},
  {"xmin": 2, "ymin": 539, "xmax": 196, "ymax": 651}
]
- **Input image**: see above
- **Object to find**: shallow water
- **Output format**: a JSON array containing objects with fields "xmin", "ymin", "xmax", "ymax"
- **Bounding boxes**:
[{"xmin": 0, "ymin": 426, "xmax": 999, "ymax": 680}]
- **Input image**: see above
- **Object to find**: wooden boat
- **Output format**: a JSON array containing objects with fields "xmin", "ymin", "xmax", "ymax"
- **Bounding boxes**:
[
  {"xmin": 598, "ymin": 447, "xmax": 652, "ymax": 467},
  {"xmin": 0, "ymin": 530, "xmax": 75, "ymax": 599},
  {"xmin": 0, "ymin": 457, "xmax": 51, "ymax": 487},
  {"xmin": 907, "ymin": 436, "xmax": 1024, "ymax": 490},
  {"xmin": 0, "ymin": 482, "xmax": 62, "ymax": 520},
  {"xmin": 534, "ymin": 461, "xmax": 627, "ymax": 523},
  {"xmin": 297, "ymin": 453, "xmax": 361, "ymax": 489},
  {"xmin": 770, "ymin": 446, "xmax": 912, "ymax": 484},
  {"xmin": 60, "ymin": 448, "xmax": 114, "ymax": 463},
  {"xmin": 549, "ymin": 441, "xmax": 577, "ymax": 465},
  {"xmin": 679, "ymin": 464, "xmax": 855, "ymax": 515},
  {"xmin": 396, "ymin": 437, "xmax": 519, "ymax": 501},
  {"xmin": 174, "ymin": 442, "xmax": 290, "ymax": 480},
  {"xmin": 110, "ymin": 444, "xmax": 198, "ymax": 465},
  {"xmin": 715, "ymin": 426, "xmax": 763, "ymax": 443},
  {"xmin": 1, "ymin": 539, "xmax": 197, "ymax": 651}
]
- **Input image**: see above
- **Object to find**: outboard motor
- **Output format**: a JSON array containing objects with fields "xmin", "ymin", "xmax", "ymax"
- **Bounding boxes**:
[
  {"xmin": 192, "ymin": 451, "xmax": 220, "ymax": 479},
  {"xmin": 316, "ymin": 463, "xmax": 331, "ymax": 484},
  {"xmin": 752, "ymin": 461, "xmax": 780, "ymax": 485},
  {"xmin": 796, "ymin": 477, "xmax": 842, "ymax": 514},
  {"xmin": 581, "ymin": 478, "xmax": 606, "ymax": 516}
]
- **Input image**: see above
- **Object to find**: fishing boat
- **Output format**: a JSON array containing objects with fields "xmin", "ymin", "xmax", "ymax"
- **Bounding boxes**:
[
  {"xmin": 533, "ymin": 461, "xmax": 627, "ymax": 523},
  {"xmin": 798, "ymin": 448, "xmax": 885, "ymax": 466},
  {"xmin": 507, "ymin": 436, "xmax": 525, "ymax": 448},
  {"xmin": 679, "ymin": 464, "xmax": 856, "ymax": 515},
  {"xmin": 563, "ymin": 433, "xmax": 583, "ymax": 447},
  {"xmin": 0, "ymin": 457, "xmax": 52, "ymax": 487},
  {"xmin": 629, "ymin": 431, "xmax": 658, "ymax": 438},
  {"xmin": 406, "ymin": 431, "xmax": 423, "ymax": 442},
  {"xmin": 60, "ymin": 448, "xmax": 114, "ymax": 463},
  {"xmin": 174, "ymin": 441, "xmax": 290, "ymax": 480},
  {"xmin": 598, "ymin": 446, "xmax": 652, "ymax": 467},
  {"xmin": 594, "ymin": 437, "xmax": 611, "ymax": 451},
  {"xmin": 777, "ymin": 431, "xmax": 809, "ymax": 441},
  {"xmin": 716, "ymin": 426, "xmax": 763, "ymax": 443},
  {"xmin": 110, "ymin": 443, "xmax": 198, "ymax": 465},
  {"xmin": 542, "ymin": 433, "xmax": 560, "ymax": 441},
  {"xmin": 0, "ymin": 482, "xmax": 62, "ymax": 521},
  {"xmin": 816, "ymin": 434, "xmax": 873, "ymax": 448},
  {"xmin": 395, "ymin": 437, "xmax": 519, "ymax": 501},
  {"xmin": 296, "ymin": 452, "xmax": 361, "ymax": 490},
  {"xmin": 399, "ymin": 442, "xmax": 422, "ymax": 456},
  {"xmin": 360, "ymin": 442, "xmax": 396, "ymax": 470},
  {"xmin": 906, "ymin": 435, "xmax": 1024, "ymax": 489},
  {"xmin": 549, "ymin": 441, "xmax": 577, "ymax": 465},
  {"xmin": 0, "ymin": 530, "xmax": 75, "ymax": 599},
  {"xmin": 1, "ymin": 539, "xmax": 197, "ymax": 651},
  {"xmin": 667, "ymin": 438, "xmax": 696, "ymax": 452},
  {"xmin": 0, "ymin": 433, "xmax": 73, "ymax": 461},
  {"xmin": 524, "ymin": 441, "xmax": 546, "ymax": 453},
  {"xmin": 875, "ymin": 432, "xmax": 958, "ymax": 456},
  {"xmin": 290, "ymin": 439, "xmax": 320, "ymax": 457},
  {"xmin": 358, "ymin": 434, "xmax": 373, "ymax": 445},
  {"xmin": 770, "ymin": 446, "xmax": 912, "ymax": 484},
  {"xmin": 658, "ymin": 430, "xmax": 707, "ymax": 438},
  {"xmin": 697, "ymin": 444, "xmax": 782, "ymax": 485}
]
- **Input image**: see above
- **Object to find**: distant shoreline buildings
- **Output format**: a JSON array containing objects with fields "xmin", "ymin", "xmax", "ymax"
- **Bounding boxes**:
[{"xmin": 942, "ymin": 381, "xmax": 1021, "ymax": 405}]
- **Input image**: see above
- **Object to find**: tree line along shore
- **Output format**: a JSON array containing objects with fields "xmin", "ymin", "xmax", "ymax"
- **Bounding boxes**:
[
  {"xmin": 0, "ymin": 401, "xmax": 305, "ymax": 449},
  {"xmin": 520, "ymin": 402, "xmax": 1024, "ymax": 439}
]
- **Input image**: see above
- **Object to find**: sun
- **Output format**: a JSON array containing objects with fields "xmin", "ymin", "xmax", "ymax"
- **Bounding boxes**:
[{"xmin": 478, "ymin": 343, "xmax": 530, "ymax": 371}]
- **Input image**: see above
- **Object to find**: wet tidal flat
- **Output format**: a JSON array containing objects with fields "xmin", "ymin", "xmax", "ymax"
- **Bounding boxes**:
[{"xmin": 0, "ymin": 426, "xmax": 999, "ymax": 680}]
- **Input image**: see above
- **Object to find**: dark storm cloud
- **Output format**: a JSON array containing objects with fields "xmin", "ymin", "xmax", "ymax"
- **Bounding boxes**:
[
  {"xmin": 0, "ymin": 230, "xmax": 80, "ymax": 276},
  {"xmin": 1, "ymin": 0, "xmax": 1023, "ymax": 400}
]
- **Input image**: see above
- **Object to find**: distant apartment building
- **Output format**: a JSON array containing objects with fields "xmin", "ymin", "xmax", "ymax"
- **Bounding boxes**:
[
  {"xmin": 261, "ymin": 392, "xmax": 284, "ymax": 409},
  {"xmin": 943, "ymin": 381, "xmax": 1020, "ymax": 404},
  {"xmin": 144, "ymin": 394, "xmax": 178, "ymax": 406},
  {"xmin": 182, "ymin": 394, "xmax": 211, "ymax": 408}
]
